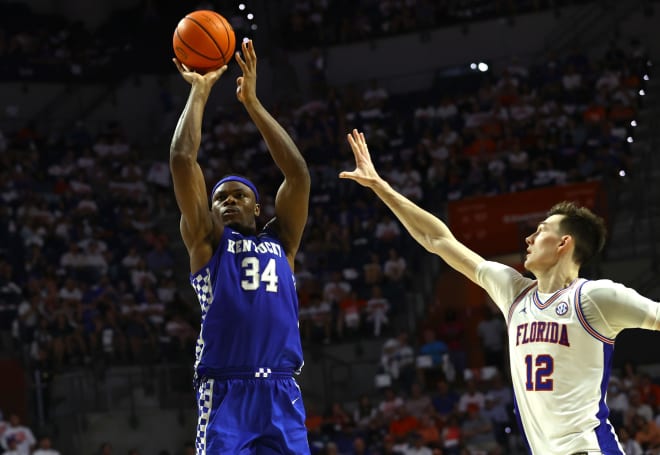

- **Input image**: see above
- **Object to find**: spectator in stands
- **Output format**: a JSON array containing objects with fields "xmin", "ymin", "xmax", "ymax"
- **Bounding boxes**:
[
  {"xmin": 379, "ymin": 387, "xmax": 405, "ymax": 423},
  {"xmin": 418, "ymin": 328, "xmax": 449, "ymax": 370},
  {"xmin": 0, "ymin": 261, "xmax": 21, "ymax": 353},
  {"xmin": 405, "ymin": 383, "xmax": 433, "ymax": 420},
  {"xmin": 457, "ymin": 378, "xmax": 486, "ymax": 416},
  {"xmin": 436, "ymin": 309, "xmax": 466, "ymax": 377},
  {"xmin": 618, "ymin": 425, "xmax": 643, "ymax": 455},
  {"xmin": 2, "ymin": 435, "xmax": 20, "ymax": 455},
  {"xmin": 606, "ymin": 377, "xmax": 629, "ymax": 429},
  {"xmin": 476, "ymin": 304, "xmax": 506, "ymax": 369},
  {"xmin": 633, "ymin": 413, "xmax": 660, "ymax": 452},
  {"xmin": 323, "ymin": 271, "xmax": 352, "ymax": 307},
  {"xmin": 482, "ymin": 392, "xmax": 512, "ymax": 449},
  {"xmin": 440, "ymin": 414, "xmax": 461, "ymax": 455},
  {"xmin": 401, "ymin": 432, "xmax": 432, "ymax": 455},
  {"xmin": 323, "ymin": 401, "xmax": 355, "ymax": 441},
  {"xmin": 388, "ymin": 405, "xmax": 420, "ymax": 442},
  {"xmin": 638, "ymin": 373, "xmax": 660, "ymax": 409},
  {"xmin": 431, "ymin": 377, "xmax": 459, "ymax": 421},
  {"xmin": 365, "ymin": 285, "xmax": 390, "ymax": 337},
  {"xmin": 337, "ymin": 290, "xmax": 366, "ymax": 340},
  {"xmin": 415, "ymin": 412, "xmax": 441, "ymax": 447},
  {"xmin": 626, "ymin": 389, "xmax": 655, "ymax": 427},
  {"xmin": 32, "ymin": 435, "xmax": 60, "ymax": 455},
  {"xmin": 353, "ymin": 394, "xmax": 378, "ymax": 431},
  {"xmin": 349, "ymin": 435, "xmax": 377, "ymax": 455},
  {"xmin": 1, "ymin": 414, "xmax": 35, "ymax": 455},
  {"xmin": 461, "ymin": 403, "xmax": 501, "ymax": 454},
  {"xmin": 363, "ymin": 253, "xmax": 384, "ymax": 288}
]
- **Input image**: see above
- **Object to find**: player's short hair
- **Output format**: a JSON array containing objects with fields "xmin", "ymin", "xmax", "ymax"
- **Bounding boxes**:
[{"xmin": 547, "ymin": 201, "xmax": 607, "ymax": 265}]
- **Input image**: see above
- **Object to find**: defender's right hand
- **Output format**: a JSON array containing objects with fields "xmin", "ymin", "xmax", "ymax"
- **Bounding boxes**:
[{"xmin": 339, "ymin": 129, "xmax": 383, "ymax": 188}]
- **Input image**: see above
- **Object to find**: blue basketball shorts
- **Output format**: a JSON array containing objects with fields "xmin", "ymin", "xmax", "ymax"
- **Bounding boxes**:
[{"xmin": 195, "ymin": 371, "xmax": 310, "ymax": 455}]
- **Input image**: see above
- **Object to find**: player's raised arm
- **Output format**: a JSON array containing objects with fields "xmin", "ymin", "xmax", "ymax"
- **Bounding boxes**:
[
  {"xmin": 340, "ymin": 129, "xmax": 485, "ymax": 284},
  {"xmin": 235, "ymin": 40, "xmax": 310, "ymax": 267},
  {"xmin": 169, "ymin": 60, "xmax": 228, "ymax": 269}
]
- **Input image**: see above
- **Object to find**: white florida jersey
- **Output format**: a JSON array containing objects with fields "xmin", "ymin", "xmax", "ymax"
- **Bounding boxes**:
[{"xmin": 476, "ymin": 261, "xmax": 660, "ymax": 455}]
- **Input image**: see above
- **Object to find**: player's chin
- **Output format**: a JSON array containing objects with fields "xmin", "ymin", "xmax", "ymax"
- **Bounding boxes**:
[
  {"xmin": 224, "ymin": 220, "xmax": 254, "ymax": 235},
  {"xmin": 224, "ymin": 220, "xmax": 243, "ymax": 230}
]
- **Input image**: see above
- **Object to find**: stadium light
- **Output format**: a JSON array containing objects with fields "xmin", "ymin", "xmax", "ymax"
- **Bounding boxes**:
[
  {"xmin": 247, "ymin": 13, "xmax": 254, "ymax": 20},
  {"xmin": 239, "ymin": 3, "xmax": 246, "ymax": 10},
  {"xmin": 644, "ymin": 74, "xmax": 649, "ymax": 81},
  {"xmin": 478, "ymin": 62, "xmax": 489, "ymax": 72},
  {"xmin": 631, "ymin": 120, "xmax": 637, "ymax": 127},
  {"xmin": 639, "ymin": 89, "xmax": 646, "ymax": 96},
  {"xmin": 619, "ymin": 170, "xmax": 626, "ymax": 177},
  {"xmin": 470, "ymin": 63, "xmax": 477, "ymax": 70},
  {"xmin": 627, "ymin": 137, "xmax": 634, "ymax": 143}
]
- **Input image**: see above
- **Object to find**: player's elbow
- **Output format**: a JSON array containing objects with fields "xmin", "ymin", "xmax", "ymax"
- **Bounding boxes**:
[
  {"xmin": 297, "ymin": 166, "xmax": 311, "ymax": 191},
  {"xmin": 288, "ymin": 159, "xmax": 311, "ymax": 191},
  {"xmin": 169, "ymin": 148, "xmax": 195, "ymax": 171},
  {"xmin": 418, "ymin": 234, "xmax": 439, "ymax": 254}
]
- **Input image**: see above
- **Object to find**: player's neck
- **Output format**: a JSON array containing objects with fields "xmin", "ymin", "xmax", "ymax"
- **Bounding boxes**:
[{"xmin": 535, "ymin": 262, "xmax": 579, "ymax": 294}]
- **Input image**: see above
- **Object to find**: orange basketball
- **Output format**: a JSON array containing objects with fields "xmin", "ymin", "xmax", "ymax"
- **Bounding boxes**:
[{"xmin": 172, "ymin": 10, "xmax": 236, "ymax": 73}]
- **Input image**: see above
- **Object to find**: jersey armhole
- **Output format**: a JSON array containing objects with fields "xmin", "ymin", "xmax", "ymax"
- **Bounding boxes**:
[
  {"xmin": 573, "ymin": 280, "xmax": 615, "ymax": 345},
  {"xmin": 506, "ymin": 282, "xmax": 537, "ymax": 326}
]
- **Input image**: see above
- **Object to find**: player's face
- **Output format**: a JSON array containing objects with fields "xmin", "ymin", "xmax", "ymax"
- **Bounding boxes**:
[
  {"xmin": 524, "ymin": 214, "xmax": 566, "ymax": 272},
  {"xmin": 212, "ymin": 181, "xmax": 260, "ymax": 230}
]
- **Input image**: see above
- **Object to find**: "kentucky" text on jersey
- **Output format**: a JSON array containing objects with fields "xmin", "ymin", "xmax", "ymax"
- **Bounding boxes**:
[{"xmin": 227, "ymin": 239, "xmax": 283, "ymax": 256}]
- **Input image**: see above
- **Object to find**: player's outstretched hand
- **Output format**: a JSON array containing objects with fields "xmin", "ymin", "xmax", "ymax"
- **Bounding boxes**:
[
  {"xmin": 235, "ymin": 39, "xmax": 258, "ymax": 106},
  {"xmin": 339, "ymin": 129, "xmax": 384, "ymax": 188},
  {"xmin": 172, "ymin": 58, "xmax": 227, "ymax": 88}
]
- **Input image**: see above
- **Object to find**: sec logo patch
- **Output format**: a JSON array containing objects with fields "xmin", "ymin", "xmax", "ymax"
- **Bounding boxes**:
[{"xmin": 556, "ymin": 301, "xmax": 569, "ymax": 316}]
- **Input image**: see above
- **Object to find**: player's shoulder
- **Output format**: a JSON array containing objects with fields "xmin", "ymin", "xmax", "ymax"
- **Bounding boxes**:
[
  {"xmin": 477, "ymin": 260, "xmax": 529, "ymax": 284},
  {"xmin": 579, "ymin": 278, "xmax": 622, "ymax": 292},
  {"xmin": 578, "ymin": 278, "xmax": 627, "ymax": 301}
]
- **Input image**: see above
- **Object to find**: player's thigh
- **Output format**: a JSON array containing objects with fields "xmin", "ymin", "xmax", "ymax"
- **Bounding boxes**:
[
  {"xmin": 264, "ymin": 378, "xmax": 309, "ymax": 454},
  {"xmin": 196, "ymin": 379, "xmax": 249, "ymax": 454}
]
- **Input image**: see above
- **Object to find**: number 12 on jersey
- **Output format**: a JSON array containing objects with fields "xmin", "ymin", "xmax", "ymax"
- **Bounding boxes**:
[
  {"xmin": 241, "ymin": 257, "xmax": 279, "ymax": 292},
  {"xmin": 525, "ymin": 354, "xmax": 554, "ymax": 391}
]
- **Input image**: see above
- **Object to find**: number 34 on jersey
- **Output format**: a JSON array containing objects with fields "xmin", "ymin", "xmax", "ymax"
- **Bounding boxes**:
[{"xmin": 227, "ymin": 237, "xmax": 285, "ymax": 293}]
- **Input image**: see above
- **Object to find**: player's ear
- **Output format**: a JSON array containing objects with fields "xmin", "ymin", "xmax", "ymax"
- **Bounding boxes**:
[
  {"xmin": 558, "ymin": 235, "xmax": 572, "ymax": 250},
  {"xmin": 254, "ymin": 203, "xmax": 261, "ymax": 217}
]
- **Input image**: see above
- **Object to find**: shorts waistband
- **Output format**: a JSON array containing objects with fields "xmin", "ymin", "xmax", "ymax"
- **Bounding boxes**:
[{"xmin": 196, "ymin": 367, "xmax": 294, "ymax": 382}]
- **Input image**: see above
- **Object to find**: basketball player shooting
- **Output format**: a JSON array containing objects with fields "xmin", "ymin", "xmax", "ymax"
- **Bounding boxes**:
[
  {"xmin": 169, "ymin": 39, "xmax": 311, "ymax": 454},
  {"xmin": 340, "ymin": 129, "xmax": 660, "ymax": 455}
]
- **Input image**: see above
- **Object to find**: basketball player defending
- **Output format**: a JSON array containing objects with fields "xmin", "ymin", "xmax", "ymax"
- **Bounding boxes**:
[
  {"xmin": 341, "ymin": 129, "xmax": 660, "ymax": 455},
  {"xmin": 170, "ymin": 40, "xmax": 311, "ymax": 454}
]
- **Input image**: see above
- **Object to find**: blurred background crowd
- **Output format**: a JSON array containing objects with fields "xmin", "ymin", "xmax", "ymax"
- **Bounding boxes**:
[{"xmin": 0, "ymin": 0, "xmax": 659, "ymax": 454}]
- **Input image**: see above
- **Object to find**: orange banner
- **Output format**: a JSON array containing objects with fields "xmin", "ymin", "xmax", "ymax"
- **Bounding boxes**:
[{"xmin": 447, "ymin": 182, "xmax": 606, "ymax": 257}]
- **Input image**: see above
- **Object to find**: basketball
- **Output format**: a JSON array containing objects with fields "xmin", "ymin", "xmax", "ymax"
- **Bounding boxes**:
[{"xmin": 172, "ymin": 10, "xmax": 236, "ymax": 73}]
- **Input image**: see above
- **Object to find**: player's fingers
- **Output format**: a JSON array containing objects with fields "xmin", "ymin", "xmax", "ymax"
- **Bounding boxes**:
[
  {"xmin": 211, "ymin": 65, "xmax": 228, "ymax": 77},
  {"xmin": 339, "ymin": 171, "xmax": 357, "ymax": 180},
  {"xmin": 234, "ymin": 51, "xmax": 246, "ymax": 70},
  {"xmin": 350, "ymin": 129, "xmax": 366, "ymax": 154},
  {"xmin": 173, "ymin": 58, "xmax": 185, "ymax": 73},
  {"xmin": 247, "ymin": 39, "xmax": 257, "ymax": 62},
  {"xmin": 346, "ymin": 133, "xmax": 359, "ymax": 153}
]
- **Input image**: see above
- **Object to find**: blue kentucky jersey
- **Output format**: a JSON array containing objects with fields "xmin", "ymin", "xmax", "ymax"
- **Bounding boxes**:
[{"xmin": 190, "ymin": 226, "xmax": 304, "ymax": 377}]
